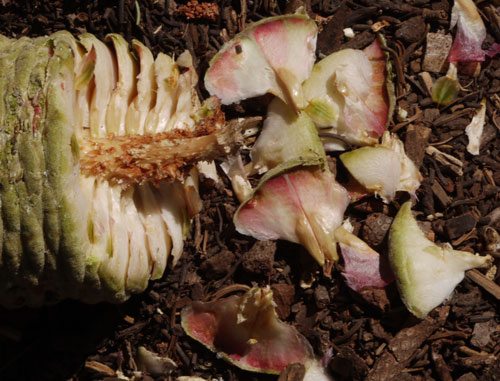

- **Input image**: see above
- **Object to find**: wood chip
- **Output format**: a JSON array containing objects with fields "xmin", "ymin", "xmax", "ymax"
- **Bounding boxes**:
[
  {"xmin": 445, "ymin": 213, "xmax": 477, "ymax": 240},
  {"xmin": 366, "ymin": 306, "xmax": 450, "ymax": 381},
  {"xmin": 427, "ymin": 330, "xmax": 468, "ymax": 341},
  {"xmin": 466, "ymin": 270, "xmax": 500, "ymax": 301},
  {"xmin": 432, "ymin": 180, "xmax": 452, "ymax": 207},
  {"xmin": 418, "ymin": 72, "xmax": 434, "ymax": 96},
  {"xmin": 471, "ymin": 320, "xmax": 497, "ymax": 348},
  {"xmin": 485, "ymin": 4, "xmax": 500, "ymax": 41},
  {"xmin": 405, "ymin": 125, "xmax": 431, "ymax": 168},
  {"xmin": 123, "ymin": 315, "xmax": 135, "ymax": 324},
  {"xmin": 431, "ymin": 343, "xmax": 453, "ymax": 381},
  {"xmin": 329, "ymin": 346, "xmax": 369, "ymax": 380},
  {"xmin": 433, "ymin": 109, "xmax": 472, "ymax": 127},
  {"xmin": 84, "ymin": 361, "xmax": 116, "ymax": 377},
  {"xmin": 459, "ymin": 354, "xmax": 497, "ymax": 367},
  {"xmin": 452, "ymin": 228, "xmax": 477, "ymax": 246},
  {"xmin": 422, "ymin": 33, "xmax": 453, "ymax": 73},
  {"xmin": 425, "ymin": 146, "xmax": 463, "ymax": 176},
  {"xmin": 371, "ymin": 20, "xmax": 390, "ymax": 32}
]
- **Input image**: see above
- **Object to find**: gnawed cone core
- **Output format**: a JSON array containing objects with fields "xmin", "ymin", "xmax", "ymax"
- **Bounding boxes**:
[
  {"xmin": 0, "ymin": 32, "xmax": 241, "ymax": 308},
  {"xmin": 79, "ymin": 104, "xmax": 242, "ymax": 186}
]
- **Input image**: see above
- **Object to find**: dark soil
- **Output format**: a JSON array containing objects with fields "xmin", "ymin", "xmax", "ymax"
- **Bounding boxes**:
[{"xmin": 0, "ymin": 1, "xmax": 499, "ymax": 381}]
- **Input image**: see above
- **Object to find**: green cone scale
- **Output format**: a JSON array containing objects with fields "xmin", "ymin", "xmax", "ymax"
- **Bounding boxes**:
[{"xmin": 0, "ymin": 32, "xmax": 238, "ymax": 307}]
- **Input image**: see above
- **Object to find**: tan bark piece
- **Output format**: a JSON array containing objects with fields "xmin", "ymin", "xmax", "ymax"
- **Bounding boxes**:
[{"xmin": 423, "ymin": 33, "xmax": 453, "ymax": 73}]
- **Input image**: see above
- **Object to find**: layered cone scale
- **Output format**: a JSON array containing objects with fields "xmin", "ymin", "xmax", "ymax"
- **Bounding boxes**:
[{"xmin": 0, "ymin": 32, "xmax": 241, "ymax": 307}]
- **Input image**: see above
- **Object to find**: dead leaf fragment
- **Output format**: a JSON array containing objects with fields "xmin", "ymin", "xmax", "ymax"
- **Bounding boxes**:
[{"xmin": 465, "ymin": 99, "xmax": 487, "ymax": 155}]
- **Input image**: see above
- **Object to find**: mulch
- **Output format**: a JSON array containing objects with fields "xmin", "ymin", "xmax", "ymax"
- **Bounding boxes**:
[{"xmin": 0, "ymin": 0, "xmax": 499, "ymax": 380}]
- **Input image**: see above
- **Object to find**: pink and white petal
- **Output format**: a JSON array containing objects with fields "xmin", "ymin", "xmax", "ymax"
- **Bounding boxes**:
[
  {"xmin": 449, "ymin": 25, "xmax": 486, "ymax": 62},
  {"xmin": 287, "ymin": 169, "xmax": 350, "ymax": 262},
  {"xmin": 235, "ymin": 173, "xmax": 305, "ymax": 242},
  {"xmin": 181, "ymin": 287, "xmax": 315, "ymax": 374},
  {"xmin": 251, "ymin": 15, "xmax": 317, "ymax": 110},
  {"xmin": 448, "ymin": 0, "xmax": 487, "ymax": 62},
  {"xmin": 380, "ymin": 132, "xmax": 422, "ymax": 196},
  {"xmin": 239, "ymin": 317, "xmax": 314, "ymax": 372},
  {"xmin": 304, "ymin": 49, "xmax": 378, "ymax": 146},
  {"xmin": 235, "ymin": 167, "xmax": 349, "ymax": 265},
  {"xmin": 304, "ymin": 38, "xmax": 393, "ymax": 146},
  {"xmin": 343, "ymin": 38, "xmax": 391, "ymax": 139},
  {"xmin": 335, "ymin": 227, "xmax": 394, "ymax": 291},
  {"xmin": 362, "ymin": 38, "xmax": 391, "ymax": 137},
  {"xmin": 205, "ymin": 38, "xmax": 279, "ymax": 105},
  {"xmin": 236, "ymin": 170, "xmax": 327, "ymax": 264},
  {"xmin": 205, "ymin": 13, "xmax": 317, "ymax": 109},
  {"xmin": 251, "ymin": 18, "xmax": 289, "ymax": 67},
  {"xmin": 182, "ymin": 294, "xmax": 249, "ymax": 354}
]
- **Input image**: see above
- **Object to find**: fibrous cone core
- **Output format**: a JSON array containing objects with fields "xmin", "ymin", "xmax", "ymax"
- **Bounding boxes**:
[{"xmin": 79, "ymin": 105, "xmax": 239, "ymax": 186}]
